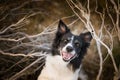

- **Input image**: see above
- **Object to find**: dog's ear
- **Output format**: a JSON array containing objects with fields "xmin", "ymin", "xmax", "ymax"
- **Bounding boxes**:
[
  {"xmin": 58, "ymin": 20, "xmax": 70, "ymax": 34},
  {"xmin": 52, "ymin": 20, "xmax": 70, "ymax": 55},
  {"xmin": 80, "ymin": 32, "xmax": 92, "ymax": 43}
]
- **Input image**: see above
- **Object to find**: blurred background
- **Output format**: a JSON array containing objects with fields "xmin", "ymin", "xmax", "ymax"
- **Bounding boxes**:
[{"xmin": 0, "ymin": 0, "xmax": 120, "ymax": 80}]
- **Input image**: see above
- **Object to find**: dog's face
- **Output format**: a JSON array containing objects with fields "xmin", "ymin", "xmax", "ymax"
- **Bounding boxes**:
[
  {"xmin": 52, "ymin": 20, "xmax": 92, "ymax": 62},
  {"xmin": 59, "ymin": 32, "xmax": 83, "ymax": 62}
]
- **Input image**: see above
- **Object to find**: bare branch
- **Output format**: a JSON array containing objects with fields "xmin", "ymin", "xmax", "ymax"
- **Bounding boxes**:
[
  {"xmin": 0, "ymin": 50, "xmax": 32, "ymax": 57},
  {"xmin": 9, "ymin": 55, "xmax": 45, "ymax": 80}
]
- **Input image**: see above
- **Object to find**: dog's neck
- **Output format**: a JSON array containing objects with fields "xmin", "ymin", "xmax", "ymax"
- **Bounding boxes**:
[
  {"xmin": 70, "ymin": 55, "xmax": 82, "ymax": 71},
  {"xmin": 70, "ymin": 48, "xmax": 87, "ymax": 70},
  {"xmin": 46, "ymin": 54, "xmax": 72, "ymax": 71},
  {"xmin": 39, "ymin": 54, "xmax": 80, "ymax": 80}
]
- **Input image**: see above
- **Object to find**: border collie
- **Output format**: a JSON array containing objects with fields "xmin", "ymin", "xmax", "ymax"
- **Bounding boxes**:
[{"xmin": 38, "ymin": 20, "xmax": 92, "ymax": 80}]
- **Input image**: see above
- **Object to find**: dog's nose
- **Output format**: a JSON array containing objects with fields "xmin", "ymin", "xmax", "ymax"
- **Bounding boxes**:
[{"xmin": 66, "ymin": 46, "xmax": 73, "ymax": 52}]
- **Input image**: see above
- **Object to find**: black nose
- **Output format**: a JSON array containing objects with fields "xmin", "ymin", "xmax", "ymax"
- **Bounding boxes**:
[{"xmin": 66, "ymin": 46, "xmax": 73, "ymax": 52}]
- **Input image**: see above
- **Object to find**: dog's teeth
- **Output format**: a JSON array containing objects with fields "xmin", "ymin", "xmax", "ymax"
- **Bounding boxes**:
[{"xmin": 62, "ymin": 52, "xmax": 74, "ymax": 60}]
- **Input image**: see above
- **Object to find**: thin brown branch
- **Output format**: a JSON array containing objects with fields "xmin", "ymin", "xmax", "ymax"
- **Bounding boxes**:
[
  {"xmin": 9, "ymin": 56, "xmax": 45, "ymax": 80},
  {"xmin": 11, "ymin": 1, "xmax": 30, "ymax": 12},
  {"xmin": 110, "ymin": 0, "xmax": 120, "ymax": 41},
  {"xmin": 0, "ymin": 50, "xmax": 32, "ymax": 57}
]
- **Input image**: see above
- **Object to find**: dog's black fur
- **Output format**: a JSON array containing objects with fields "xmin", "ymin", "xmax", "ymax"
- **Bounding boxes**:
[{"xmin": 52, "ymin": 20, "xmax": 92, "ymax": 71}]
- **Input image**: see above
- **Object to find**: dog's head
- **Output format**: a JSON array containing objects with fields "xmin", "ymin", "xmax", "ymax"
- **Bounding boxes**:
[{"xmin": 52, "ymin": 20, "xmax": 92, "ymax": 62}]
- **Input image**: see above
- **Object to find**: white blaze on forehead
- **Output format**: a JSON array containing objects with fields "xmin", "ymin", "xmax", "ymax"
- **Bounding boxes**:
[
  {"xmin": 70, "ymin": 36, "xmax": 74, "ymax": 44},
  {"xmin": 62, "ymin": 36, "xmax": 75, "ymax": 55}
]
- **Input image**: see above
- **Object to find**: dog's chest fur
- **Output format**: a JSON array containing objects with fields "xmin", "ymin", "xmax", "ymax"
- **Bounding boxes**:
[{"xmin": 38, "ymin": 55, "xmax": 80, "ymax": 80}]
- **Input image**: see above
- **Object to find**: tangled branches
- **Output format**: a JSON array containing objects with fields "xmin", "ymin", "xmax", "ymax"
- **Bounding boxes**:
[
  {"xmin": 0, "ymin": 0, "xmax": 120, "ymax": 80},
  {"xmin": 0, "ymin": 6, "xmax": 78, "ymax": 79},
  {"xmin": 0, "ymin": 13, "xmax": 54, "ymax": 79},
  {"xmin": 66, "ymin": 0, "xmax": 119, "ymax": 80}
]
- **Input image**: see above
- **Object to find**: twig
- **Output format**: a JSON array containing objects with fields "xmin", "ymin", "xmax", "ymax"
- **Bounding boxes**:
[
  {"xmin": 0, "ymin": 50, "xmax": 32, "ymax": 57},
  {"xmin": 96, "ymin": 41, "xmax": 103, "ymax": 80},
  {"xmin": 110, "ymin": 0, "xmax": 120, "ymax": 41},
  {"xmin": 9, "ymin": 55, "xmax": 46, "ymax": 80}
]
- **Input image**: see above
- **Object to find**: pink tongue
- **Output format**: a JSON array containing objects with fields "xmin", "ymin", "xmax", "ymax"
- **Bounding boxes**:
[{"xmin": 62, "ymin": 52, "xmax": 73, "ymax": 60}]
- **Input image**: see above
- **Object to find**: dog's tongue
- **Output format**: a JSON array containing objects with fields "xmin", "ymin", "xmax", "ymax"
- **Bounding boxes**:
[{"xmin": 62, "ymin": 52, "xmax": 73, "ymax": 60}]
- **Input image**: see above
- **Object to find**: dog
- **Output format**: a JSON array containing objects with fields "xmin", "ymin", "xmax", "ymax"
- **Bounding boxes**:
[{"xmin": 37, "ymin": 20, "xmax": 92, "ymax": 80}]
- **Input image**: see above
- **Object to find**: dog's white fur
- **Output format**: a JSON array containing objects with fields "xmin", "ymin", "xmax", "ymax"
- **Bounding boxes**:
[{"xmin": 37, "ymin": 54, "xmax": 80, "ymax": 80}]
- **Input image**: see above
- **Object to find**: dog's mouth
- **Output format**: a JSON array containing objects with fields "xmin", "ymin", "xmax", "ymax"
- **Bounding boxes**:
[{"xmin": 61, "ymin": 51, "xmax": 76, "ymax": 62}]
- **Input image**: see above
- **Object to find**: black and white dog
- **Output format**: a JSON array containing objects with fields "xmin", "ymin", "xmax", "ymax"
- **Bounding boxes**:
[{"xmin": 38, "ymin": 20, "xmax": 92, "ymax": 80}]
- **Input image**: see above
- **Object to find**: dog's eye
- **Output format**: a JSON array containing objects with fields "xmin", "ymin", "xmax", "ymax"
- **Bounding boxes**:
[
  {"xmin": 75, "ymin": 42, "xmax": 80, "ymax": 47},
  {"xmin": 63, "ymin": 39, "xmax": 68, "ymax": 44}
]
